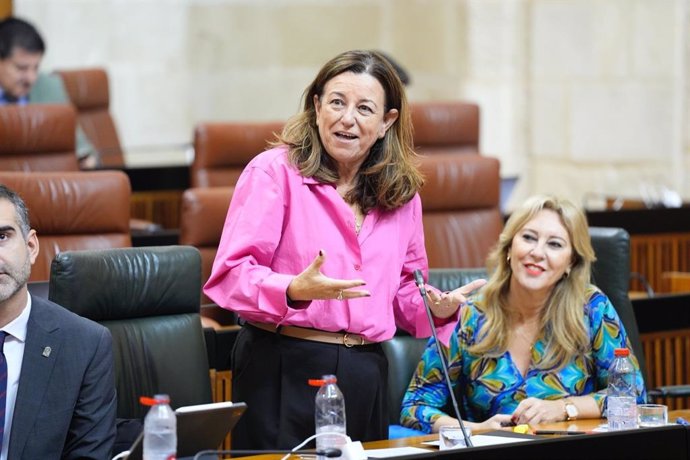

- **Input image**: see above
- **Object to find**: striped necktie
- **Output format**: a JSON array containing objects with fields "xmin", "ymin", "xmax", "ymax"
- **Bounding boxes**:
[{"xmin": 0, "ymin": 331, "xmax": 7, "ymax": 453}]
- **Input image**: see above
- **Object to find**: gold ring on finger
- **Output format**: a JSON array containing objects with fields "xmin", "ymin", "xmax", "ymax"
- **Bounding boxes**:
[{"xmin": 337, "ymin": 290, "xmax": 344, "ymax": 301}]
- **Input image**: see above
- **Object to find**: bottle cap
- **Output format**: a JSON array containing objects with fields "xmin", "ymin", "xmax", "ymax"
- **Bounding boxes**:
[
  {"xmin": 140, "ymin": 394, "xmax": 171, "ymax": 406},
  {"xmin": 614, "ymin": 348, "xmax": 630, "ymax": 357},
  {"xmin": 307, "ymin": 374, "xmax": 337, "ymax": 387}
]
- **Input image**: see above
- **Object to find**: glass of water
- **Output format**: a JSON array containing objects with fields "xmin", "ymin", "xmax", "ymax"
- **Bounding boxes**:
[
  {"xmin": 637, "ymin": 404, "xmax": 668, "ymax": 427},
  {"xmin": 439, "ymin": 425, "xmax": 472, "ymax": 450}
]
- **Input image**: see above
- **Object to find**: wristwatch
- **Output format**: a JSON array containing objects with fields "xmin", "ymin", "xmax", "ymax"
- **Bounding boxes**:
[{"xmin": 564, "ymin": 400, "xmax": 578, "ymax": 421}]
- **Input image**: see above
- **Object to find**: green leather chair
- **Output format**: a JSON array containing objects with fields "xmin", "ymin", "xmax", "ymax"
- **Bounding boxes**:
[{"xmin": 48, "ymin": 245, "xmax": 212, "ymax": 420}]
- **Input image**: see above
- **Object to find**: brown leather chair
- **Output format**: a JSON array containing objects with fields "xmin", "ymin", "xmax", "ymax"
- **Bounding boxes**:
[
  {"xmin": 179, "ymin": 187, "xmax": 234, "ymax": 305},
  {"xmin": 419, "ymin": 153, "xmax": 502, "ymax": 268},
  {"xmin": 55, "ymin": 68, "xmax": 125, "ymax": 167},
  {"xmin": 191, "ymin": 121, "xmax": 284, "ymax": 187},
  {"xmin": 0, "ymin": 171, "xmax": 132, "ymax": 281},
  {"xmin": 0, "ymin": 104, "xmax": 80, "ymax": 171},
  {"xmin": 410, "ymin": 101, "xmax": 480, "ymax": 155}
]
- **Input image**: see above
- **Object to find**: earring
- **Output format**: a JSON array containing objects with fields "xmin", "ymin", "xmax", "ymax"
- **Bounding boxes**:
[
  {"xmin": 563, "ymin": 268, "xmax": 571, "ymax": 279},
  {"xmin": 506, "ymin": 254, "xmax": 511, "ymax": 263}
]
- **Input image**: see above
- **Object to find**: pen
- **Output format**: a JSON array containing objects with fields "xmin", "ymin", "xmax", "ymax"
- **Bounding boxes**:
[
  {"xmin": 534, "ymin": 430, "xmax": 587, "ymax": 435},
  {"xmin": 676, "ymin": 417, "xmax": 690, "ymax": 426}
]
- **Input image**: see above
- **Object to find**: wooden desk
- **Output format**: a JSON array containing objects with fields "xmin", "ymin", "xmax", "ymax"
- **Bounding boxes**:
[
  {"xmin": 234, "ymin": 412, "xmax": 690, "ymax": 460},
  {"xmin": 123, "ymin": 164, "xmax": 190, "ymax": 230},
  {"xmin": 367, "ymin": 422, "xmax": 688, "ymax": 459}
]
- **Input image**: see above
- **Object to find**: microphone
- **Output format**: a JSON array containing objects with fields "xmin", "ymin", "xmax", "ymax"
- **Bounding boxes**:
[
  {"xmin": 413, "ymin": 269, "xmax": 473, "ymax": 448},
  {"xmin": 193, "ymin": 447, "xmax": 343, "ymax": 459}
]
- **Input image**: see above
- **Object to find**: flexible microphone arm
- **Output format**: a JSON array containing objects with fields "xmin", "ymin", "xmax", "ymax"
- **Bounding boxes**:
[
  {"xmin": 413, "ymin": 269, "xmax": 473, "ymax": 448},
  {"xmin": 193, "ymin": 447, "xmax": 343, "ymax": 459}
]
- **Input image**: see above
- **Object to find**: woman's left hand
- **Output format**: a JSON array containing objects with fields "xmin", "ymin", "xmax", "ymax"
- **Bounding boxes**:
[
  {"xmin": 427, "ymin": 278, "xmax": 487, "ymax": 319},
  {"xmin": 510, "ymin": 397, "xmax": 566, "ymax": 425}
]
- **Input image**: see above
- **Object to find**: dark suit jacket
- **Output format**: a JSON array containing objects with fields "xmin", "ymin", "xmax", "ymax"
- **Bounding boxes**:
[{"xmin": 8, "ymin": 295, "xmax": 117, "ymax": 459}]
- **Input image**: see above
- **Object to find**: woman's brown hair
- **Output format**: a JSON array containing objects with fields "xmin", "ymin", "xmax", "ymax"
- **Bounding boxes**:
[{"xmin": 277, "ymin": 50, "xmax": 423, "ymax": 214}]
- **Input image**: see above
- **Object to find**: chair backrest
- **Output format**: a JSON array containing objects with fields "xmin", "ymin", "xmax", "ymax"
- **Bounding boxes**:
[
  {"xmin": 179, "ymin": 187, "xmax": 234, "ymax": 304},
  {"xmin": 48, "ymin": 246, "xmax": 212, "ymax": 420},
  {"xmin": 410, "ymin": 101, "xmax": 480, "ymax": 155},
  {"xmin": 381, "ymin": 336, "xmax": 429, "ymax": 425},
  {"xmin": 55, "ymin": 68, "xmax": 125, "ymax": 167},
  {"xmin": 0, "ymin": 104, "xmax": 81, "ymax": 171},
  {"xmin": 0, "ymin": 171, "xmax": 132, "ymax": 281},
  {"xmin": 191, "ymin": 121, "xmax": 284, "ymax": 187},
  {"xmin": 588, "ymin": 227, "xmax": 646, "ymax": 381},
  {"xmin": 418, "ymin": 153, "xmax": 503, "ymax": 268}
]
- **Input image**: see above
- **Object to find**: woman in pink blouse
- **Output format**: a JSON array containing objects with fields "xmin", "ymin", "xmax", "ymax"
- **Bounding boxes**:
[{"xmin": 204, "ymin": 50, "xmax": 484, "ymax": 450}]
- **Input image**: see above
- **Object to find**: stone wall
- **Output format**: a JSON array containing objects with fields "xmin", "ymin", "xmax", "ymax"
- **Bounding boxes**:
[{"xmin": 14, "ymin": 0, "xmax": 689, "ymax": 208}]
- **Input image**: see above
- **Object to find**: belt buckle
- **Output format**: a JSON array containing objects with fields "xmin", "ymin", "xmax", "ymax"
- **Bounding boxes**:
[{"xmin": 342, "ymin": 333, "xmax": 362, "ymax": 348}]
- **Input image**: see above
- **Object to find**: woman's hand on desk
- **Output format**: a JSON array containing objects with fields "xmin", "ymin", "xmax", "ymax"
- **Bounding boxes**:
[
  {"xmin": 432, "ymin": 414, "xmax": 512, "ymax": 433},
  {"xmin": 510, "ymin": 397, "xmax": 567, "ymax": 425},
  {"xmin": 287, "ymin": 250, "xmax": 371, "ymax": 302}
]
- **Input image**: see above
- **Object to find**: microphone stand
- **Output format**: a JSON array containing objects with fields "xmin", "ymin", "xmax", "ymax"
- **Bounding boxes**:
[{"xmin": 413, "ymin": 269, "xmax": 473, "ymax": 448}]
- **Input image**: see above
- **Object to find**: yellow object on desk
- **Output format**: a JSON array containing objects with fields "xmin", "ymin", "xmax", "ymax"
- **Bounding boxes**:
[{"xmin": 513, "ymin": 424, "xmax": 530, "ymax": 434}]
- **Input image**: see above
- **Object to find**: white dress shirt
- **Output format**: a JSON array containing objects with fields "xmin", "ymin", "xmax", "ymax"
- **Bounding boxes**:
[{"xmin": 0, "ymin": 296, "xmax": 31, "ymax": 460}]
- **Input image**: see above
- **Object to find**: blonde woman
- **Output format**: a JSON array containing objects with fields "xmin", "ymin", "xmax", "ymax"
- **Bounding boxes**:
[{"xmin": 401, "ymin": 195, "xmax": 646, "ymax": 432}]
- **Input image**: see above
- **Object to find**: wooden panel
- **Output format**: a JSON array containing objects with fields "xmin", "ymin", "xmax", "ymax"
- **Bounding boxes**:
[
  {"xmin": 210, "ymin": 369, "xmax": 233, "ymax": 450},
  {"xmin": 0, "ymin": 0, "xmax": 11, "ymax": 18},
  {"xmin": 130, "ymin": 190, "xmax": 182, "ymax": 229},
  {"xmin": 641, "ymin": 328, "xmax": 690, "ymax": 410},
  {"xmin": 630, "ymin": 233, "xmax": 690, "ymax": 294},
  {"xmin": 662, "ymin": 272, "xmax": 690, "ymax": 293}
]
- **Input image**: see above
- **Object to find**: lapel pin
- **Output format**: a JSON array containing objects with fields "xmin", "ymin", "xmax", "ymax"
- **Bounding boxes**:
[{"xmin": 42, "ymin": 347, "xmax": 52, "ymax": 358}]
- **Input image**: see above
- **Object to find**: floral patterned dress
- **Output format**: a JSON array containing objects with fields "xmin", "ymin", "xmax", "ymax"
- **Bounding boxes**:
[{"xmin": 401, "ymin": 286, "xmax": 647, "ymax": 433}]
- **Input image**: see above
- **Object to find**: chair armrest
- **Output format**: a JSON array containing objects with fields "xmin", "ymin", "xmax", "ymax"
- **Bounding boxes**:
[{"xmin": 648, "ymin": 385, "xmax": 690, "ymax": 398}]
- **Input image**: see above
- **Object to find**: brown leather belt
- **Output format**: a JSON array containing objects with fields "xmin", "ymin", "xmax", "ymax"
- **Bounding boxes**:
[{"xmin": 248, "ymin": 321, "xmax": 375, "ymax": 347}]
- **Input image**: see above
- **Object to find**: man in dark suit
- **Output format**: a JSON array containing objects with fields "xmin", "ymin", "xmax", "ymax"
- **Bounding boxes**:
[{"xmin": 0, "ymin": 184, "xmax": 116, "ymax": 459}]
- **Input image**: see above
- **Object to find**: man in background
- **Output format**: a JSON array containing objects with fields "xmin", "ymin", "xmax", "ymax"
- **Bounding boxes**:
[
  {"xmin": 0, "ymin": 17, "xmax": 100, "ymax": 168},
  {"xmin": 0, "ymin": 184, "xmax": 116, "ymax": 459}
]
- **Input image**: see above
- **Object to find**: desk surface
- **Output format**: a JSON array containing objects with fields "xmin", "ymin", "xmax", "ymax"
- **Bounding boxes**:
[{"xmin": 242, "ymin": 410, "xmax": 690, "ymax": 460}]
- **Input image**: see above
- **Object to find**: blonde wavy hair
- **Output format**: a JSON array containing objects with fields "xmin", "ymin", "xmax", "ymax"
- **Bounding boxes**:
[
  {"xmin": 469, "ymin": 195, "xmax": 597, "ymax": 370},
  {"xmin": 275, "ymin": 50, "xmax": 423, "ymax": 214}
]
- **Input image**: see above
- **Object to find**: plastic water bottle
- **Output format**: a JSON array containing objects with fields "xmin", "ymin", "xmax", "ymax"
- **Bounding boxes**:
[
  {"xmin": 314, "ymin": 375, "xmax": 346, "ymax": 460},
  {"xmin": 143, "ymin": 394, "xmax": 177, "ymax": 460},
  {"xmin": 607, "ymin": 348, "xmax": 638, "ymax": 430}
]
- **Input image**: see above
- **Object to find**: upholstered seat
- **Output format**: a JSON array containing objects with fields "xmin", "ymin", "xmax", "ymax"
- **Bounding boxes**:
[
  {"xmin": 418, "ymin": 153, "xmax": 503, "ymax": 268},
  {"xmin": 0, "ymin": 104, "xmax": 80, "ymax": 171},
  {"xmin": 48, "ymin": 246, "xmax": 212, "ymax": 420},
  {"xmin": 0, "ymin": 171, "xmax": 131, "ymax": 281},
  {"xmin": 191, "ymin": 121, "xmax": 284, "ymax": 187},
  {"xmin": 410, "ymin": 101, "xmax": 480, "ymax": 155},
  {"xmin": 179, "ymin": 186, "xmax": 234, "ymax": 305},
  {"xmin": 55, "ymin": 68, "xmax": 125, "ymax": 167}
]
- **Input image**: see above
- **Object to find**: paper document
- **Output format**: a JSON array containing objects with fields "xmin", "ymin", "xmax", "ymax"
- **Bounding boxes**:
[
  {"xmin": 365, "ymin": 447, "xmax": 433, "ymax": 458},
  {"xmin": 423, "ymin": 434, "xmax": 534, "ymax": 448}
]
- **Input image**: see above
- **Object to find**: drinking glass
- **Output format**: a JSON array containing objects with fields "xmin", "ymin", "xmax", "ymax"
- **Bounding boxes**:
[
  {"xmin": 439, "ymin": 425, "xmax": 472, "ymax": 450},
  {"xmin": 637, "ymin": 404, "xmax": 668, "ymax": 427}
]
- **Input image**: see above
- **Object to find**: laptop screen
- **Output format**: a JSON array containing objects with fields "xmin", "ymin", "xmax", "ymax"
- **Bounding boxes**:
[{"xmin": 125, "ymin": 401, "xmax": 247, "ymax": 459}]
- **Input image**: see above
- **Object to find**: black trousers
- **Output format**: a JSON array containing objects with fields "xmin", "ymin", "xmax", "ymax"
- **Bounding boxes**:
[{"xmin": 231, "ymin": 324, "xmax": 389, "ymax": 450}]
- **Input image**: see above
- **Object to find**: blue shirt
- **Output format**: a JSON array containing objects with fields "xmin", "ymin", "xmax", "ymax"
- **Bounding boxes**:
[{"xmin": 0, "ymin": 87, "xmax": 28, "ymax": 105}]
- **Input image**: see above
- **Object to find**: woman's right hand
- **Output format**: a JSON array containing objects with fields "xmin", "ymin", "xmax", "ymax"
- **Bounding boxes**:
[
  {"xmin": 286, "ymin": 250, "xmax": 371, "ymax": 302},
  {"xmin": 433, "ymin": 414, "xmax": 513, "ymax": 433}
]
